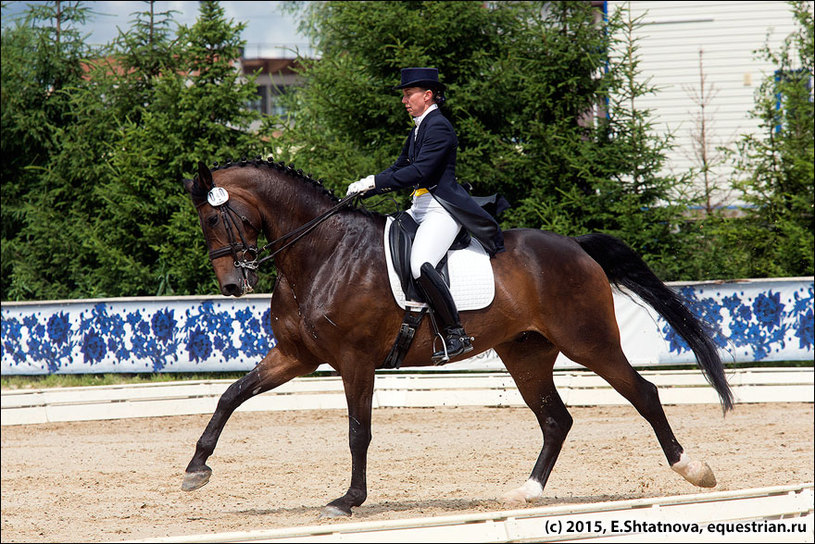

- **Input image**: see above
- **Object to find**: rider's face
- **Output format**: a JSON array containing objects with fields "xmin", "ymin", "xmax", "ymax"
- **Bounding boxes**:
[{"xmin": 402, "ymin": 87, "xmax": 432, "ymax": 118}]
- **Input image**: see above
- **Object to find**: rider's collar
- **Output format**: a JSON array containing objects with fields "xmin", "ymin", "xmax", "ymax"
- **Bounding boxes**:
[{"xmin": 412, "ymin": 103, "xmax": 438, "ymax": 128}]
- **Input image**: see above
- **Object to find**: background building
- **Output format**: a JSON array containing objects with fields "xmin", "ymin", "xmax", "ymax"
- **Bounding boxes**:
[
  {"xmin": 605, "ymin": 1, "xmax": 802, "ymax": 210},
  {"xmin": 241, "ymin": 56, "xmax": 301, "ymax": 120}
]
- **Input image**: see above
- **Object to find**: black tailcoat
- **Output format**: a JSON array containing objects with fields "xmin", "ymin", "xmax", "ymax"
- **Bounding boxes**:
[{"xmin": 372, "ymin": 109, "xmax": 505, "ymax": 256}]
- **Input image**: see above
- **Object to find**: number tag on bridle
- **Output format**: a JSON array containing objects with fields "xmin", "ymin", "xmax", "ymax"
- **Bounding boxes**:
[{"xmin": 207, "ymin": 187, "xmax": 229, "ymax": 207}]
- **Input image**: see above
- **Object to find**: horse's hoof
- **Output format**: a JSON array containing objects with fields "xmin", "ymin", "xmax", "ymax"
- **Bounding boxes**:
[
  {"xmin": 692, "ymin": 462, "xmax": 717, "ymax": 488},
  {"xmin": 500, "ymin": 489, "xmax": 528, "ymax": 507},
  {"xmin": 181, "ymin": 468, "xmax": 212, "ymax": 491},
  {"xmin": 321, "ymin": 505, "xmax": 351, "ymax": 518},
  {"xmin": 501, "ymin": 479, "xmax": 543, "ymax": 507},
  {"xmin": 671, "ymin": 453, "xmax": 717, "ymax": 488}
]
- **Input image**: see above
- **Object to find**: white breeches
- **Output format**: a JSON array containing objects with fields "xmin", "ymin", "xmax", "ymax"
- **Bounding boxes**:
[{"xmin": 407, "ymin": 193, "xmax": 461, "ymax": 279}]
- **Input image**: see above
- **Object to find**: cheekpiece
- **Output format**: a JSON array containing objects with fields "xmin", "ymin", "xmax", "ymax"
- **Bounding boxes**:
[{"xmin": 207, "ymin": 187, "xmax": 229, "ymax": 207}]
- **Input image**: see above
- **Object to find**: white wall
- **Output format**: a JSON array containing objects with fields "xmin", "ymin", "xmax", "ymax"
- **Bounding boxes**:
[{"xmin": 606, "ymin": 1, "xmax": 801, "ymax": 208}]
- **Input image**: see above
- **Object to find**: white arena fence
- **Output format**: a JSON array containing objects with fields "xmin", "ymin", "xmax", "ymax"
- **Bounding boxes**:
[
  {"xmin": 123, "ymin": 484, "xmax": 813, "ymax": 543},
  {"xmin": 2, "ymin": 367, "xmax": 812, "ymax": 426},
  {"xmin": 1, "ymin": 277, "xmax": 813, "ymax": 375}
]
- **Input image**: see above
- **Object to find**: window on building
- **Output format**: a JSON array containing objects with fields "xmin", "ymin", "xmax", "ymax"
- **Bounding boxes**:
[
  {"xmin": 269, "ymin": 85, "xmax": 293, "ymax": 119},
  {"xmin": 247, "ymin": 85, "xmax": 268, "ymax": 115}
]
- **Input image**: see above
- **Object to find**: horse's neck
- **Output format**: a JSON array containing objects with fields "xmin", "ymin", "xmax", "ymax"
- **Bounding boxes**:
[
  {"xmin": 256, "ymin": 174, "xmax": 349, "ymax": 279},
  {"xmin": 259, "ymin": 182, "xmax": 334, "ymax": 237}
]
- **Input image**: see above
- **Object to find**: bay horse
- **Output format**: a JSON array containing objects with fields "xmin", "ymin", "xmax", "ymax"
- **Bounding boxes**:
[{"xmin": 181, "ymin": 158, "xmax": 733, "ymax": 517}]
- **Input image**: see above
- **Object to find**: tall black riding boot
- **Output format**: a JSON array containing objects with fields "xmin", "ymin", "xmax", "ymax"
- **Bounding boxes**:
[{"xmin": 416, "ymin": 262, "xmax": 473, "ymax": 363}]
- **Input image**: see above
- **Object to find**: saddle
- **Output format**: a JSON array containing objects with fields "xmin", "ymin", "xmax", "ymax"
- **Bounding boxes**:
[
  {"xmin": 381, "ymin": 213, "xmax": 493, "ymax": 369},
  {"xmin": 388, "ymin": 212, "xmax": 471, "ymax": 303}
]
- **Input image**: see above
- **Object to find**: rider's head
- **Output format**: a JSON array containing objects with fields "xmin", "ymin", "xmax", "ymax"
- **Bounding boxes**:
[{"xmin": 394, "ymin": 67, "xmax": 446, "ymax": 117}]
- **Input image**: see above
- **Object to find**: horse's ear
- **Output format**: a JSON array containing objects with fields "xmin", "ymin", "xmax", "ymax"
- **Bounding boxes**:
[{"xmin": 197, "ymin": 161, "xmax": 214, "ymax": 191}]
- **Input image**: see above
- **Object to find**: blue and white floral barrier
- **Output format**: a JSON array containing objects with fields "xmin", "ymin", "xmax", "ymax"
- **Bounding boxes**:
[
  {"xmin": 1, "ymin": 296, "xmax": 276, "ymax": 375},
  {"xmin": 617, "ymin": 277, "xmax": 813, "ymax": 367},
  {"xmin": 1, "ymin": 278, "xmax": 812, "ymax": 375}
]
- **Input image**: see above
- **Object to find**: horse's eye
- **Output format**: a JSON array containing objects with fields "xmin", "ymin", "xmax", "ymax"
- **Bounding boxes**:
[{"xmin": 207, "ymin": 215, "xmax": 219, "ymax": 228}]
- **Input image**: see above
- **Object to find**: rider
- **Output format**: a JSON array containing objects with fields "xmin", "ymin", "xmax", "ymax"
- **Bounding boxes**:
[{"xmin": 347, "ymin": 67, "xmax": 505, "ymax": 363}]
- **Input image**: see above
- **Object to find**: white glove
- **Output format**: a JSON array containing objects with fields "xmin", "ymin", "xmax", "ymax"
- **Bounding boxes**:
[{"xmin": 346, "ymin": 175, "xmax": 376, "ymax": 196}]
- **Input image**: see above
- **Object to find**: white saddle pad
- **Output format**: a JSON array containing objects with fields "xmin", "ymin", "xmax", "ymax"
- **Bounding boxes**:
[{"xmin": 383, "ymin": 216, "xmax": 495, "ymax": 311}]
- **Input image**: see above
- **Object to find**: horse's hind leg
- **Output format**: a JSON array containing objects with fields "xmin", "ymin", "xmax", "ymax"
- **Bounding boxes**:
[
  {"xmin": 182, "ymin": 348, "xmax": 318, "ymax": 491},
  {"xmin": 579, "ymin": 348, "xmax": 717, "ymax": 488},
  {"xmin": 495, "ymin": 334, "xmax": 572, "ymax": 506}
]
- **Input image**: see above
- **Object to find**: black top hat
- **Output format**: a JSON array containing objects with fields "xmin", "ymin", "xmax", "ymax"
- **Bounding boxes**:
[{"xmin": 393, "ymin": 67, "xmax": 446, "ymax": 91}]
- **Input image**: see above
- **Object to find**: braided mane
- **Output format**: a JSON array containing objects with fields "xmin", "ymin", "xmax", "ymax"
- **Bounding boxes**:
[
  {"xmin": 208, "ymin": 155, "xmax": 338, "ymax": 201},
  {"xmin": 193, "ymin": 155, "xmax": 383, "ymax": 219}
]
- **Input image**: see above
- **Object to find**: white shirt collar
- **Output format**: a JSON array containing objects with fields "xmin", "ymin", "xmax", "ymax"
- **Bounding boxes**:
[{"xmin": 413, "ymin": 103, "xmax": 438, "ymax": 131}]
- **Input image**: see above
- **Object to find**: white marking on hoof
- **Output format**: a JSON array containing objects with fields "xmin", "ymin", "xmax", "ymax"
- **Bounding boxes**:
[
  {"xmin": 501, "ymin": 479, "xmax": 543, "ymax": 506},
  {"xmin": 671, "ymin": 452, "xmax": 717, "ymax": 488}
]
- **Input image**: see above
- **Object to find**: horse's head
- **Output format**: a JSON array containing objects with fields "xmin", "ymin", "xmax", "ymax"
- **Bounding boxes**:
[{"xmin": 184, "ymin": 161, "xmax": 263, "ymax": 297}]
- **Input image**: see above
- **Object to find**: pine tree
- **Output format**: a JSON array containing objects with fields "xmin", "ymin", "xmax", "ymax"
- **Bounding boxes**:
[
  {"xmin": 2, "ymin": 0, "xmax": 269, "ymax": 300},
  {"xmin": 275, "ymin": 1, "xmax": 692, "ymax": 278},
  {"xmin": 730, "ymin": 0, "xmax": 813, "ymax": 277},
  {"xmin": 91, "ymin": 0, "xmax": 267, "ymax": 296},
  {"xmin": 1, "ymin": 1, "xmax": 96, "ymax": 300}
]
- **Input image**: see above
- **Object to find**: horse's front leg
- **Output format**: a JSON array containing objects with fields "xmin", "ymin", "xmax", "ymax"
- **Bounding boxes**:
[
  {"xmin": 322, "ymin": 367, "xmax": 376, "ymax": 517},
  {"xmin": 182, "ymin": 347, "xmax": 318, "ymax": 491}
]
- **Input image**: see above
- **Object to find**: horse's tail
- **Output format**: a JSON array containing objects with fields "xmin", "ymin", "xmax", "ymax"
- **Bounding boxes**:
[{"xmin": 574, "ymin": 233, "xmax": 734, "ymax": 412}]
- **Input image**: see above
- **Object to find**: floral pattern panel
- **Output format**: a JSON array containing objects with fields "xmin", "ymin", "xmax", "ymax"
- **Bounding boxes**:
[
  {"xmin": 2, "ymin": 296, "xmax": 276, "ymax": 375},
  {"xmin": 657, "ymin": 279, "xmax": 813, "ymax": 364},
  {"xmin": 1, "ymin": 279, "xmax": 813, "ymax": 375}
]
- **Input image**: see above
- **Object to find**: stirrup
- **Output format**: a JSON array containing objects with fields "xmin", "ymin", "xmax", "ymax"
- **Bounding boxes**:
[{"xmin": 431, "ymin": 330, "xmax": 473, "ymax": 364}]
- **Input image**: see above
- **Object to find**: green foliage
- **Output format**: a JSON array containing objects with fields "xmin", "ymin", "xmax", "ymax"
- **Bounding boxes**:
[
  {"xmin": 666, "ymin": 0, "xmax": 814, "ymax": 282},
  {"xmin": 1, "ymin": 1, "xmax": 274, "ymax": 300},
  {"xmin": 727, "ymin": 0, "xmax": 814, "ymax": 277},
  {"xmin": 2, "ymin": 1, "xmax": 813, "ymax": 302},
  {"xmin": 647, "ymin": 0, "xmax": 814, "ymax": 282},
  {"xmin": 1, "ymin": 1, "xmax": 93, "ymax": 298},
  {"xmin": 515, "ymin": 6, "xmax": 692, "ymax": 279},
  {"xmin": 275, "ymin": 1, "xmax": 693, "ymax": 276}
]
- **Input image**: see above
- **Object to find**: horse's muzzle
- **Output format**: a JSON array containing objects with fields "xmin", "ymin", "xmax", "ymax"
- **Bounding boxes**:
[{"xmin": 220, "ymin": 271, "xmax": 257, "ymax": 297}]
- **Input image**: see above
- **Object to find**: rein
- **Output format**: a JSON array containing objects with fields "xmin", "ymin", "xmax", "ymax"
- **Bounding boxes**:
[
  {"xmin": 254, "ymin": 192, "xmax": 360, "ymax": 268},
  {"xmin": 204, "ymin": 189, "xmax": 361, "ymax": 272}
]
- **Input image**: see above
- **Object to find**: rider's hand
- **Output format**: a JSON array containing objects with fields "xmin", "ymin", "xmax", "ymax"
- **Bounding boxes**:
[{"xmin": 346, "ymin": 175, "xmax": 376, "ymax": 196}]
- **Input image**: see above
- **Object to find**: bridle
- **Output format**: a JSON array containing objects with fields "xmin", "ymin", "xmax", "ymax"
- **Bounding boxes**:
[
  {"xmin": 200, "ymin": 183, "xmax": 360, "ymax": 281},
  {"xmin": 204, "ymin": 197, "xmax": 262, "ymax": 271}
]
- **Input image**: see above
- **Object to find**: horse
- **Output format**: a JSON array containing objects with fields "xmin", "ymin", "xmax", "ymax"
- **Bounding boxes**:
[{"xmin": 181, "ymin": 158, "xmax": 733, "ymax": 518}]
